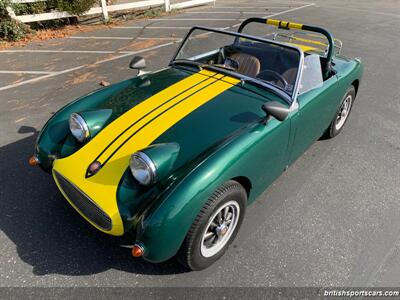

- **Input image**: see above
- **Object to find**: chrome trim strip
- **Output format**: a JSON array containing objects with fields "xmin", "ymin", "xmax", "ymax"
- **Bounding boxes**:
[
  {"xmin": 290, "ymin": 48, "xmax": 304, "ymax": 110},
  {"xmin": 289, "ymin": 99, "xmax": 299, "ymax": 112},
  {"xmin": 188, "ymin": 49, "xmax": 220, "ymax": 61}
]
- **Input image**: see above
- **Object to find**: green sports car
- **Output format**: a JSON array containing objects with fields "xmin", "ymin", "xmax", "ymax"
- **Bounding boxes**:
[{"xmin": 30, "ymin": 18, "xmax": 363, "ymax": 270}]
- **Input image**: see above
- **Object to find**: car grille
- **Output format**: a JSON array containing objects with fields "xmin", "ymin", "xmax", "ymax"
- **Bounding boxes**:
[{"xmin": 54, "ymin": 171, "xmax": 112, "ymax": 231}]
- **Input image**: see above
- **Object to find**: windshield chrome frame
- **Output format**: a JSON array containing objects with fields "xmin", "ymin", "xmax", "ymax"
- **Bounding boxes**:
[{"xmin": 170, "ymin": 26, "xmax": 304, "ymax": 107}]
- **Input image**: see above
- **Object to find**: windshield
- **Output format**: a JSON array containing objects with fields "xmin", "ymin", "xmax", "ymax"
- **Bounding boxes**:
[{"xmin": 173, "ymin": 28, "xmax": 301, "ymax": 96}]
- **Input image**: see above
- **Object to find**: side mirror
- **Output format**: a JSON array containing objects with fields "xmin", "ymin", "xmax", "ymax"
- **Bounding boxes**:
[
  {"xmin": 129, "ymin": 56, "xmax": 146, "ymax": 70},
  {"xmin": 261, "ymin": 101, "xmax": 290, "ymax": 123}
]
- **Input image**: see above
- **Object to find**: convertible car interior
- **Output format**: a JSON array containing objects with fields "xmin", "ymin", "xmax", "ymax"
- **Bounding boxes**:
[
  {"xmin": 173, "ymin": 18, "xmax": 340, "ymax": 100},
  {"xmin": 188, "ymin": 38, "xmax": 334, "ymax": 97},
  {"xmin": 194, "ymin": 41, "xmax": 301, "ymax": 93}
]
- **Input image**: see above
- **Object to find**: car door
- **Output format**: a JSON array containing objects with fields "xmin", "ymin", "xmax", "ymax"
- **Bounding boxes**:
[
  {"xmin": 241, "ymin": 110, "xmax": 291, "ymax": 199},
  {"xmin": 288, "ymin": 55, "xmax": 340, "ymax": 164}
]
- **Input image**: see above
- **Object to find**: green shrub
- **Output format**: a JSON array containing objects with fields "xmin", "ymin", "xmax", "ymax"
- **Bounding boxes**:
[
  {"xmin": 12, "ymin": 1, "xmax": 48, "ymax": 15},
  {"xmin": 0, "ymin": 0, "xmax": 13, "ymax": 19},
  {"xmin": 0, "ymin": 20, "xmax": 30, "ymax": 41},
  {"xmin": 7, "ymin": 0, "xmax": 99, "ymax": 16},
  {"xmin": 0, "ymin": 0, "xmax": 31, "ymax": 41},
  {"xmin": 0, "ymin": 0, "xmax": 100, "ymax": 41},
  {"xmin": 52, "ymin": 0, "xmax": 98, "ymax": 15},
  {"xmin": 143, "ymin": 8, "xmax": 163, "ymax": 18}
]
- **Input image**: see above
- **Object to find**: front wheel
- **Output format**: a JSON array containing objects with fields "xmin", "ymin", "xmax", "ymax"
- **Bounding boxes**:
[
  {"xmin": 324, "ymin": 85, "xmax": 356, "ymax": 138},
  {"xmin": 177, "ymin": 180, "xmax": 247, "ymax": 271}
]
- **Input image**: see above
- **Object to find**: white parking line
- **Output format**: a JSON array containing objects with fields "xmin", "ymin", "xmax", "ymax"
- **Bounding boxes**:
[
  {"xmin": 137, "ymin": 37, "xmax": 182, "ymax": 40},
  {"xmin": 115, "ymin": 26, "xmax": 193, "ymax": 29},
  {"xmin": 0, "ymin": 70, "xmax": 57, "ymax": 74},
  {"xmin": 115, "ymin": 26, "xmax": 226, "ymax": 30},
  {"xmin": 216, "ymin": 1, "xmax": 312, "ymax": 5},
  {"xmin": 184, "ymin": 11, "xmax": 275, "ymax": 14},
  {"xmin": 0, "ymin": 42, "xmax": 176, "ymax": 92},
  {"xmin": 217, "ymin": 0, "xmax": 312, "ymax": 2},
  {"xmin": 133, "ymin": 41, "xmax": 181, "ymax": 53},
  {"xmin": 0, "ymin": 49, "xmax": 132, "ymax": 54},
  {"xmin": 264, "ymin": 4, "xmax": 315, "ymax": 17},
  {"xmin": 68, "ymin": 36, "xmax": 181, "ymax": 41},
  {"xmin": 69, "ymin": 36, "xmax": 134, "ymax": 40},
  {"xmin": 0, "ymin": 65, "xmax": 85, "ymax": 92},
  {"xmin": 317, "ymin": 4, "xmax": 400, "ymax": 18},
  {"xmin": 229, "ymin": 3, "xmax": 315, "ymax": 28},
  {"xmin": 210, "ymin": 6, "xmax": 301, "ymax": 9},
  {"xmin": 0, "ymin": 3, "xmax": 314, "ymax": 91},
  {"xmin": 151, "ymin": 18, "xmax": 246, "ymax": 21},
  {"xmin": 91, "ymin": 52, "xmax": 136, "ymax": 65}
]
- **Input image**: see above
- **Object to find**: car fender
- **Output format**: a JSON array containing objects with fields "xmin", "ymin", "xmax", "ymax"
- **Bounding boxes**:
[
  {"xmin": 135, "ymin": 117, "xmax": 290, "ymax": 262},
  {"xmin": 35, "ymin": 78, "xmax": 135, "ymax": 169},
  {"xmin": 335, "ymin": 57, "xmax": 364, "ymax": 97}
]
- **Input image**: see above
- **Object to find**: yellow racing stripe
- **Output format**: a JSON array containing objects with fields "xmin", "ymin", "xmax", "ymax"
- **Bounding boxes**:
[
  {"xmin": 290, "ymin": 43, "xmax": 317, "ymax": 52},
  {"xmin": 96, "ymin": 73, "xmax": 222, "ymax": 165},
  {"xmin": 53, "ymin": 70, "xmax": 239, "ymax": 235},
  {"xmin": 79, "ymin": 69, "xmax": 217, "ymax": 168}
]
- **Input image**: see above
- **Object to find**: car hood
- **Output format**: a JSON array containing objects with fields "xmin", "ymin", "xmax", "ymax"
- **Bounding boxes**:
[{"xmin": 53, "ymin": 67, "xmax": 273, "ymax": 174}]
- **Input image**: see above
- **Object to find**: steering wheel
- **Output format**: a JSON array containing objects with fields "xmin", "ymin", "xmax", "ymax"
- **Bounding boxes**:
[{"xmin": 257, "ymin": 70, "xmax": 288, "ymax": 89}]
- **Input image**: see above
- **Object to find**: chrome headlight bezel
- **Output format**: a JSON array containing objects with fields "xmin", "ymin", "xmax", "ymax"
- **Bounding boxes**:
[
  {"xmin": 129, "ymin": 152, "xmax": 157, "ymax": 186},
  {"xmin": 69, "ymin": 112, "xmax": 90, "ymax": 142}
]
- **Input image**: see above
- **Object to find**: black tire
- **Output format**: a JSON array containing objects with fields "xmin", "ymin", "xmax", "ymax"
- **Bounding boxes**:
[
  {"xmin": 324, "ymin": 85, "xmax": 356, "ymax": 139},
  {"xmin": 177, "ymin": 180, "xmax": 247, "ymax": 271}
]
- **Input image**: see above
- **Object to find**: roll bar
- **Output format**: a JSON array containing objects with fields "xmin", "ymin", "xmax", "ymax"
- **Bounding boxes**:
[{"xmin": 237, "ymin": 18, "xmax": 335, "ymax": 77}]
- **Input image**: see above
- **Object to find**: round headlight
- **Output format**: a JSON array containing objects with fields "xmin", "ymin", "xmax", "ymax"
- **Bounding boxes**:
[
  {"xmin": 129, "ymin": 152, "xmax": 157, "ymax": 186},
  {"xmin": 69, "ymin": 113, "xmax": 90, "ymax": 142}
]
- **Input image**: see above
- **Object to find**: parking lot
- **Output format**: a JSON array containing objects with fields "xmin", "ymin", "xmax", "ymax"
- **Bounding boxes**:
[{"xmin": 1, "ymin": 0, "xmax": 399, "ymax": 287}]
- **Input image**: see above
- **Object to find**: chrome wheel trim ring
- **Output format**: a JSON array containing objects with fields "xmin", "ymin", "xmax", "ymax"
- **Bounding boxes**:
[
  {"xmin": 200, "ymin": 201, "xmax": 240, "ymax": 258},
  {"xmin": 335, "ymin": 95, "xmax": 352, "ymax": 131}
]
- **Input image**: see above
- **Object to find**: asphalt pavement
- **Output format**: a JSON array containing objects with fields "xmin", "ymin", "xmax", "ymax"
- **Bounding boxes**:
[{"xmin": 0, "ymin": 0, "xmax": 399, "ymax": 287}]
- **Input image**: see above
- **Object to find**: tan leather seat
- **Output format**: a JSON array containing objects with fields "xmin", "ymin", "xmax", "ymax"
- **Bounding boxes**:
[
  {"xmin": 230, "ymin": 53, "xmax": 261, "ymax": 77},
  {"xmin": 282, "ymin": 67, "xmax": 298, "ymax": 84}
]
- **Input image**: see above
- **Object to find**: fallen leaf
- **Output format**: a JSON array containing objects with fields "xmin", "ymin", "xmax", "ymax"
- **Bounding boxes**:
[{"xmin": 99, "ymin": 80, "xmax": 110, "ymax": 86}]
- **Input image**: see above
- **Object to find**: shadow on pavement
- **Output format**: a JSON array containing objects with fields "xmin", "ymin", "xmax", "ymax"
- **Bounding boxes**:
[{"xmin": 0, "ymin": 127, "xmax": 187, "ymax": 276}]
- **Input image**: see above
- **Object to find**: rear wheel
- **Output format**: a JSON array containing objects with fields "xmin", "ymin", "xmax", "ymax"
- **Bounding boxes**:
[
  {"xmin": 177, "ymin": 180, "xmax": 247, "ymax": 271},
  {"xmin": 325, "ymin": 85, "xmax": 356, "ymax": 138}
]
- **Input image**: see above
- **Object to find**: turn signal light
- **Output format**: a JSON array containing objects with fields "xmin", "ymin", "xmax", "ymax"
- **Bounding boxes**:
[
  {"xmin": 28, "ymin": 156, "xmax": 39, "ymax": 166},
  {"xmin": 88, "ymin": 161, "xmax": 102, "ymax": 175},
  {"xmin": 132, "ymin": 244, "xmax": 144, "ymax": 257}
]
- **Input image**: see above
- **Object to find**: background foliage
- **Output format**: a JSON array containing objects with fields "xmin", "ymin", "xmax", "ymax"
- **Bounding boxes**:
[
  {"xmin": 52, "ymin": 0, "xmax": 98, "ymax": 15},
  {"xmin": 0, "ymin": 0, "xmax": 98, "ymax": 41},
  {"xmin": 0, "ymin": 0, "xmax": 31, "ymax": 41}
]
